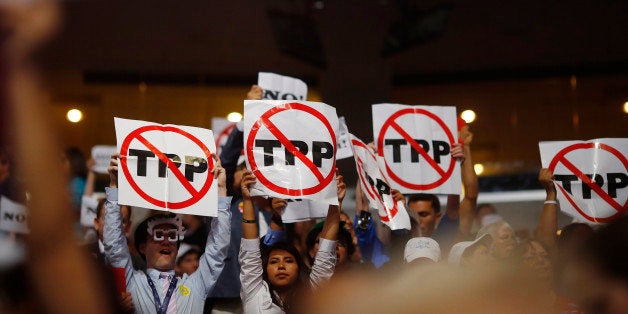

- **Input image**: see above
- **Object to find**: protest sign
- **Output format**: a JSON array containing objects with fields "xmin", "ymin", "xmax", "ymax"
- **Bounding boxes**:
[
  {"xmin": 244, "ymin": 100, "xmax": 339, "ymax": 205},
  {"xmin": 211, "ymin": 117, "xmax": 237, "ymax": 157},
  {"xmin": 91, "ymin": 145, "xmax": 117, "ymax": 174},
  {"xmin": 540, "ymin": 138, "xmax": 628, "ymax": 223},
  {"xmin": 80, "ymin": 192, "xmax": 105, "ymax": 227},
  {"xmin": 373, "ymin": 104, "xmax": 461, "ymax": 194},
  {"xmin": 115, "ymin": 117, "xmax": 217, "ymax": 216},
  {"xmin": 350, "ymin": 134, "xmax": 410, "ymax": 230},
  {"xmin": 281, "ymin": 199, "xmax": 329, "ymax": 223},
  {"xmin": 336, "ymin": 116, "xmax": 353, "ymax": 160},
  {"xmin": 0, "ymin": 196, "xmax": 29, "ymax": 234},
  {"xmin": 258, "ymin": 72, "xmax": 308, "ymax": 101}
]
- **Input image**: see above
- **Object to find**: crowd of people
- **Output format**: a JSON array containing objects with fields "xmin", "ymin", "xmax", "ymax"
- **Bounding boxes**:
[
  {"xmin": 1, "ymin": 84, "xmax": 627, "ymax": 314},
  {"xmin": 0, "ymin": 3, "xmax": 626, "ymax": 313}
]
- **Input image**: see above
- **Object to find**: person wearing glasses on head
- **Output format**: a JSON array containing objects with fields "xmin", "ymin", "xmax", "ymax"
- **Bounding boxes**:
[{"xmin": 103, "ymin": 153, "xmax": 232, "ymax": 314}]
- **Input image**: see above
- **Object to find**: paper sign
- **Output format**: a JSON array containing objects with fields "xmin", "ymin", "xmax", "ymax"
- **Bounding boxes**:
[
  {"xmin": 373, "ymin": 104, "xmax": 461, "ymax": 194},
  {"xmin": 80, "ymin": 193, "xmax": 105, "ymax": 227},
  {"xmin": 115, "ymin": 117, "xmax": 218, "ymax": 216},
  {"xmin": 92, "ymin": 145, "xmax": 117, "ymax": 174},
  {"xmin": 258, "ymin": 72, "xmax": 308, "ymax": 101},
  {"xmin": 244, "ymin": 100, "xmax": 339, "ymax": 205},
  {"xmin": 540, "ymin": 138, "xmax": 628, "ymax": 224},
  {"xmin": 0, "ymin": 196, "xmax": 29, "ymax": 234},
  {"xmin": 336, "ymin": 117, "xmax": 354, "ymax": 160},
  {"xmin": 281, "ymin": 199, "xmax": 329, "ymax": 223},
  {"xmin": 211, "ymin": 117, "xmax": 237, "ymax": 157},
  {"xmin": 350, "ymin": 134, "xmax": 410, "ymax": 230}
]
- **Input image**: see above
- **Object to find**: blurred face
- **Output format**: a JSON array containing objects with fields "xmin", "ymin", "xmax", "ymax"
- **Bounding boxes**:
[
  {"xmin": 522, "ymin": 241, "xmax": 552, "ymax": 283},
  {"xmin": 491, "ymin": 224, "xmax": 516, "ymax": 259},
  {"xmin": 309, "ymin": 234, "xmax": 349, "ymax": 268},
  {"xmin": 566, "ymin": 263, "xmax": 628, "ymax": 314},
  {"xmin": 408, "ymin": 200, "xmax": 441, "ymax": 237},
  {"xmin": 94, "ymin": 205, "xmax": 131, "ymax": 241},
  {"xmin": 176, "ymin": 252, "xmax": 200, "ymax": 275},
  {"xmin": 463, "ymin": 243, "xmax": 492, "ymax": 267},
  {"xmin": 140, "ymin": 223, "xmax": 179, "ymax": 271},
  {"xmin": 267, "ymin": 249, "xmax": 299, "ymax": 289}
]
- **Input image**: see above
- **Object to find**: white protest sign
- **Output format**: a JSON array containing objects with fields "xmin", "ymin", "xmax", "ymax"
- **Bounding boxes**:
[
  {"xmin": 258, "ymin": 72, "xmax": 308, "ymax": 101},
  {"xmin": 373, "ymin": 104, "xmax": 461, "ymax": 194},
  {"xmin": 80, "ymin": 193, "xmax": 105, "ymax": 227},
  {"xmin": 244, "ymin": 100, "xmax": 339, "ymax": 205},
  {"xmin": 115, "ymin": 117, "xmax": 218, "ymax": 216},
  {"xmin": 350, "ymin": 134, "xmax": 410, "ymax": 230},
  {"xmin": 211, "ymin": 117, "xmax": 237, "ymax": 157},
  {"xmin": 91, "ymin": 145, "xmax": 117, "ymax": 174},
  {"xmin": 540, "ymin": 138, "xmax": 628, "ymax": 224},
  {"xmin": 0, "ymin": 196, "xmax": 29, "ymax": 234},
  {"xmin": 281, "ymin": 199, "xmax": 329, "ymax": 223},
  {"xmin": 335, "ymin": 116, "xmax": 353, "ymax": 160}
]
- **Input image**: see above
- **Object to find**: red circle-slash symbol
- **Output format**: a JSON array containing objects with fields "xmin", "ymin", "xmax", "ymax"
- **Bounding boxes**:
[
  {"xmin": 246, "ymin": 103, "xmax": 336, "ymax": 196},
  {"xmin": 352, "ymin": 139, "xmax": 398, "ymax": 222},
  {"xmin": 120, "ymin": 125, "xmax": 214, "ymax": 209},
  {"xmin": 548, "ymin": 142, "xmax": 628, "ymax": 223},
  {"xmin": 377, "ymin": 108, "xmax": 456, "ymax": 190}
]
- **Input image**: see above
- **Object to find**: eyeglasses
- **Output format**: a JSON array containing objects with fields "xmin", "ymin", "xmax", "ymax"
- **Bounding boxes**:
[{"xmin": 153, "ymin": 229, "xmax": 179, "ymax": 242}]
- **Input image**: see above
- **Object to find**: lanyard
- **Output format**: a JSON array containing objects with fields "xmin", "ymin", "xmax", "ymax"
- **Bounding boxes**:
[{"xmin": 146, "ymin": 274, "xmax": 178, "ymax": 314}]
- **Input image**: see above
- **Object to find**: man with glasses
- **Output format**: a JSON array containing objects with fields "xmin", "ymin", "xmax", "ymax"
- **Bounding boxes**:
[{"xmin": 104, "ymin": 154, "xmax": 232, "ymax": 313}]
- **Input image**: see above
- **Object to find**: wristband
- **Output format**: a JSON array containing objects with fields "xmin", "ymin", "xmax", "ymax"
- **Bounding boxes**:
[
  {"xmin": 242, "ymin": 218, "xmax": 257, "ymax": 224},
  {"xmin": 544, "ymin": 200, "xmax": 558, "ymax": 205}
]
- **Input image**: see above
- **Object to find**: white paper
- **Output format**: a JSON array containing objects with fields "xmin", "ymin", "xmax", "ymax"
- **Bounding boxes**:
[
  {"xmin": 539, "ymin": 138, "xmax": 628, "ymax": 224},
  {"xmin": 0, "ymin": 196, "xmax": 29, "ymax": 234},
  {"xmin": 243, "ymin": 100, "xmax": 339, "ymax": 205},
  {"xmin": 258, "ymin": 72, "xmax": 308, "ymax": 101},
  {"xmin": 372, "ymin": 103, "xmax": 461, "ymax": 195},
  {"xmin": 115, "ymin": 117, "xmax": 218, "ymax": 216}
]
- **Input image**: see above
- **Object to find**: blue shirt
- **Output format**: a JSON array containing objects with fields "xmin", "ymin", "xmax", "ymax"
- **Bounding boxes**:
[{"xmin": 103, "ymin": 187, "xmax": 231, "ymax": 313}]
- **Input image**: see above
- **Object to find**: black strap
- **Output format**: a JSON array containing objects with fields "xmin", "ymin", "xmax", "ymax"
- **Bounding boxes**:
[{"xmin": 146, "ymin": 273, "xmax": 178, "ymax": 314}]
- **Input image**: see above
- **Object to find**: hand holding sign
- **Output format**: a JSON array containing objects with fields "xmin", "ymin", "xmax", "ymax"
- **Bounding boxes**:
[
  {"xmin": 372, "ymin": 104, "xmax": 461, "ymax": 194},
  {"xmin": 244, "ymin": 100, "xmax": 339, "ymax": 205},
  {"xmin": 115, "ymin": 117, "xmax": 218, "ymax": 216},
  {"xmin": 350, "ymin": 134, "xmax": 410, "ymax": 230},
  {"xmin": 539, "ymin": 138, "xmax": 628, "ymax": 224}
]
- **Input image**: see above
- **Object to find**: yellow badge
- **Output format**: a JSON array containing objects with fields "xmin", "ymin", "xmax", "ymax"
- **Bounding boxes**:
[{"xmin": 179, "ymin": 285, "xmax": 190, "ymax": 297}]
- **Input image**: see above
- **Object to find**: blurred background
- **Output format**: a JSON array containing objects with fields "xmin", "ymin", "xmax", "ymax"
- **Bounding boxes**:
[{"xmin": 31, "ymin": 0, "xmax": 628, "ymax": 227}]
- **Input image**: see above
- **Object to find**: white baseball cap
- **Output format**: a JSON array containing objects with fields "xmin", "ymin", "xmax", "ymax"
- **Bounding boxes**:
[
  {"xmin": 404, "ymin": 237, "xmax": 441, "ymax": 263},
  {"xmin": 447, "ymin": 233, "xmax": 492, "ymax": 266}
]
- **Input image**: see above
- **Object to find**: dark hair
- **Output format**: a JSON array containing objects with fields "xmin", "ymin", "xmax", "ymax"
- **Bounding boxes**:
[
  {"xmin": 64, "ymin": 147, "xmax": 87, "ymax": 178},
  {"xmin": 304, "ymin": 221, "xmax": 355, "ymax": 265},
  {"xmin": 579, "ymin": 216, "xmax": 628, "ymax": 285},
  {"xmin": 176, "ymin": 247, "xmax": 200, "ymax": 266},
  {"xmin": 476, "ymin": 203, "xmax": 497, "ymax": 214},
  {"xmin": 407, "ymin": 194, "xmax": 441, "ymax": 213},
  {"xmin": 261, "ymin": 241, "xmax": 308, "ymax": 310}
]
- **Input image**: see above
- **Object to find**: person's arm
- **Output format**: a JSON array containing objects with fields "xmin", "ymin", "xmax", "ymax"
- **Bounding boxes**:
[
  {"xmin": 309, "ymin": 174, "xmax": 341, "ymax": 286},
  {"xmin": 103, "ymin": 154, "xmax": 135, "ymax": 289},
  {"xmin": 444, "ymin": 143, "xmax": 465, "ymax": 221},
  {"xmin": 189, "ymin": 157, "xmax": 232, "ymax": 297},
  {"xmin": 535, "ymin": 168, "xmax": 558, "ymax": 251},
  {"xmin": 238, "ymin": 169, "xmax": 268, "ymax": 304},
  {"xmin": 456, "ymin": 126, "xmax": 479, "ymax": 242}
]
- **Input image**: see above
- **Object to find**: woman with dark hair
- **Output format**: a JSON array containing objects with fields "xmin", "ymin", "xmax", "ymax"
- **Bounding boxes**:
[{"xmin": 239, "ymin": 170, "xmax": 340, "ymax": 313}]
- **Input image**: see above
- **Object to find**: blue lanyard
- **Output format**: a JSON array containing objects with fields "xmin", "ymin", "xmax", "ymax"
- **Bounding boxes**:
[{"xmin": 146, "ymin": 274, "xmax": 178, "ymax": 314}]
